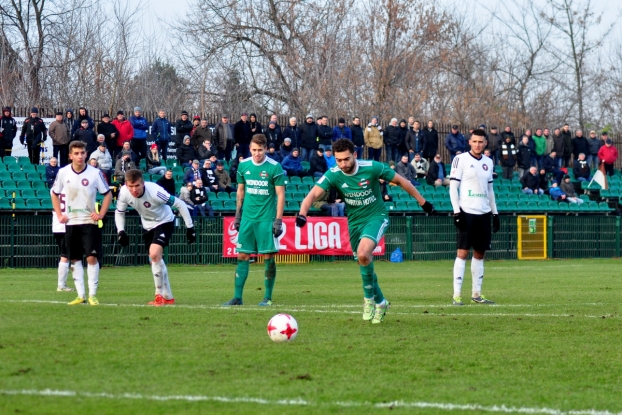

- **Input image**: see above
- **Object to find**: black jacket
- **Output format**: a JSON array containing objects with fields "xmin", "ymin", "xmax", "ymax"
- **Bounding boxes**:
[
  {"xmin": 517, "ymin": 143, "xmax": 532, "ymax": 169},
  {"xmin": 384, "ymin": 125, "xmax": 401, "ymax": 146},
  {"xmin": 146, "ymin": 152, "xmax": 163, "ymax": 170},
  {"xmin": 573, "ymin": 159, "xmax": 591, "ymax": 180},
  {"xmin": 73, "ymin": 128, "xmax": 97, "ymax": 154},
  {"xmin": 500, "ymin": 142, "xmax": 517, "ymax": 167},
  {"xmin": 20, "ymin": 117, "xmax": 47, "ymax": 147},
  {"xmin": 541, "ymin": 155, "xmax": 557, "ymax": 173},
  {"xmin": 0, "ymin": 115, "xmax": 17, "ymax": 148},
  {"xmin": 309, "ymin": 152, "xmax": 328, "ymax": 176},
  {"xmin": 405, "ymin": 129, "xmax": 423, "ymax": 153},
  {"xmin": 520, "ymin": 171, "xmax": 540, "ymax": 191},
  {"xmin": 191, "ymin": 185, "xmax": 208, "ymax": 204},
  {"xmin": 421, "ymin": 128, "xmax": 439, "ymax": 158},
  {"xmin": 264, "ymin": 127, "xmax": 283, "ymax": 149},
  {"xmin": 552, "ymin": 133, "xmax": 564, "ymax": 154},
  {"xmin": 283, "ymin": 125, "xmax": 302, "ymax": 148},
  {"xmin": 156, "ymin": 176, "xmax": 176, "ymax": 195},
  {"xmin": 350, "ymin": 124, "xmax": 364, "ymax": 147},
  {"xmin": 317, "ymin": 124, "xmax": 333, "ymax": 146},
  {"xmin": 300, "ymin": 121, "xmax": 319, "ymax": 150},
  {"xmin": 175, "ymin": 119, "xmax": 193, "ymax": 145},
  {"xmin": 561, "ymin": 130, "xmax": 573, "ymax": 156},
  {"xmin": 197, "ymin": 145, "xmax": 216, "ymax": 161},
  {"xmin": 234, "ymin": 120, "xmax": 252, "ymax": 146},
  {"xmin": 426, "ymin": 160, "xmax": 445, "ymax": 185},
  {"xmin": 176, "ymin": 143, "xmax": 198, "ymax": 164},
  {"xmin": 571, "ymin": 136, "xmax": 589, "ymax": 159},
  {"xmin": 97, "ymin": 122, "xmax": 119, "ymax": 150}
]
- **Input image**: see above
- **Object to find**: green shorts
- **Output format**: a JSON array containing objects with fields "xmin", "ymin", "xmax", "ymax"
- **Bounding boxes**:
[
  {"xmin": 349, "ymin": 217, "xmax": 389, "ymax": 259},
  {"xmin": 237, "ymin": 220, "xmax": 279, "ymax": 255}
]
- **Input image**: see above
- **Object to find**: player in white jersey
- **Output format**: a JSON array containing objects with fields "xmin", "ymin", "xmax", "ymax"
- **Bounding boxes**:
[
  {"xmin": 51, "ymin": 141, "xmax": 112, "ymax": 306},
  {"xmin": 115, "ymin": 169, "xmax": 196, "ymax": 306},
  {"xmin": 449, "ymin": 129, "xmax": 500, "ymax": 306},
  {"xmin": 52, "ymin": 204, "xmax": 73, "ymax": 292}
]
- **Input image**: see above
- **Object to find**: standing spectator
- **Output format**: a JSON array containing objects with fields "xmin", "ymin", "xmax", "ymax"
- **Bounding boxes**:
[
  {"xmin": 249, "ymin": 113, "xmax": 262, "ymax": 137},
  {"xmin": 410, "ymin": 153, "xmax": 429, "ymax": 179},
  {"xmin": 97, "ymin": 114, "xmax": 119, "ymax": 155},
  {"xmin": 48, "ymin": 112, "xmax": 70, "ymax": 167},
  {"xmin": 350, "ymin": 117, "xmax": 365, "ymax": 159},
  {"xmin": 151, "ymin": 110, "xmax": 172, "ymax": 161},
  {"xmin": 487, "ymin": 126, "xmax": 501, "ymax": 166},
  {"xmin": 190, "ymin": 115, "xmax": 200, "ymax": 137},
  {"xmin": 175, "ymin": 111, "xmax": 193, "ymax": 146},
  {"xmin": 561, "ymin": 124, "xmax": 573, "ymax": 167},
  {"xmin": 114, "ymin": 150, "xmax": 136, "ymax": 184},
  {"xmin": 72, "ymin": 107, "xmax": 94, "ymax": 136},
  {"xmin": 115, "ymin": 141, "xmax": 137, "ymax": 164},
  {"xmin": 0, "ymin": 106, "xmax": 17, "ymax": 156},
  {"xmin": 192, "ymin": 118, "xmax": 213, "ymax": 151},
  {"xmin": 280, "ymin": 137, "xmax": 293, "ymax": 159},
  {"xmin": 264, "ymin": 121, "xmax": 283, "ymax": 150},
  {"xmin": 332, "ymin": 117, "xmax": 352, "ymax": 142},
  {"xmin": 46, "ymin": 157, "xmax": 60, "ymax": 187},
  {"xmin": 214, "ymin": 161, "xmax": 234, "ymax": 193},
  {"xmin": 421, "ymin": 120, "xmax": 439, "ymax": 162},
  {"xmin": 384, "ymin": 118, "xmax": 401, "ymax": 163},
  {"xmin": 129, "ymin": 107, "xmax": 149, "ymax": 160},
  {"xmin": 324, "ymin": 148, "xmax": 336, "ymax": 169},
  {"xmin": 532, "ymin": 128, "xmax": 546, "ymax": 169},
  {"xmin": 445, "ymin": 125, "xmax": 466, "ymax": 162},
  {"xmin": 200, "ymin": 160, "xmax": 219, "ymax": 192},
  {"xmin": 560, "ymin": 175, "xmax": 583, "ymax": 204},
  {"xmin": 398, "ymin": 119, "xmax": 409, "ymax": 156},
  {"xmin": 587, "ymin": 130, "xmax": 601, "ymax": 170},
  {"xmin": 520, "ymin": 166, "xmax": 544, "ymax": 195},
  {"xmin": 282, "ymin": 117, "xmax": 302, "ymax": 149},
  {"xmin": 266, "ymin": 144, "xmax": 282, "ymax": 162},
  {"xmin": 112, "ymin": 110, "xmax": 134, "ymax": 158},
  {"xmin": 364, "ymin": 116, "xmax": 383, "ymax": 161},
  {"xmin": 179, "ymin": 182, "xmax": 195, "ymax": 215},
  {"xmin": 197, "ymin": 139, "xmax": 216, "ymax": 162},
  {"xmin": 156, "ymin": 170, "xmax": 177, "ymax": 196},
  {"xmin": 146, "ymin": 143, "xmax": 167, "ymax": 176},
  {"xmin": 281, "ymin": 148, "xmax": 307, "ymax": 177},
  {"xmin": 234, "ymin": 113, "xmax": 252, "ymax": 159},
  {"xmin": 191, "ymin": 179, "xmax": 213, "ymax": 217},
  {"xmin": 73, "ymin": 119, "xmax": 97, "ymax": 154},
  {"xmin": 213, "ymin": 114, "xmax": 235, "ymax": 161},
  {"xmin": 184, "ymin": 160, "xmax": 202, "ymax": 184},
  {"xmin": 544, "ymin": 128, "xmax": 554, "ymax": 156},
  {"xmin": 405, "ymin": 120, "xmax": 423, "ymax": 161},
  {"xmin": 426, "ymin": 154, "xmax": 449, "ymax": 186},
  {"xmin": 500, "ymin": 135, "xmax": 517, "ymax": 179},
  {"xmin": 269, "ymin": 114, "xmax": 282, "ymax": 137},
  {"xmin": 309, "ymin": 147, "xmax": 328, "ymax": 178},
  {"xmin": 552, "ymin": 128, "xmax": 565, "ymax": 168},
  {"xmin": 396, "ymin": 154, "xmax": 419, "ymax": 186},
  {"xmin": 20, "ymin": 107, "xmax": 47, "ymax": 165},
  {"xmin": 176, "ymin": 136, "xmax": 198, "ymax": 168},
  {"xmin": 64, "ymin": 109, "xmax": 75, "ymax": 143},
  {"xmin": 300, "ymin": 114, "xmax": 319, "ymax": 162},
  {"xmin": 597, "ymin": 139, "xmax": 618, "ymax": 176},
  {"xmin": 517, "ymin": 135, "xmax": 532, "ymax": 178},
  {"xmin": 90, "ymin": 142, "xmax": 113, "ymax": 181},
  {"xmin": 313, "ymin": 188, "xmax": 345, "ymax": 217},
  {"xmin": 572, "ymin": 130, "xmax": 589, "ymax": 162},
  {"xmin": 542, "ymin": 151, "xmax": 565, "ymax": 183},
  {"xmin": 573, "ymin": 153, "xmax": 591, "ymax": 181},
  {"xmin": 317, "ymin": 115, "xmax": 334, "ymax": 152},
  {"xmin": 501, "ymin": 125, "xmax": 515, "ymax": 145}
]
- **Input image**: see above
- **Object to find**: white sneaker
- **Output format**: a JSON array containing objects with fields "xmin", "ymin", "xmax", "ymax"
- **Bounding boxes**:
[
  {"xmin": 57, "ymin": 287, "xmax": 75, "ymax": 292},
  {"xmin": 372, "ymin": 300, "xmax": 390, "ymax": 324},
  {"xmin": 363, "ymin": 298, "xmax": 375, "ymax": 321}
]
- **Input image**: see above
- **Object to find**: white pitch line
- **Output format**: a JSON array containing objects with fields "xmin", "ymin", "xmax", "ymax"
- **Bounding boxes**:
[
  {"xmin": 0, "ymin": 389, "xmax": 620, "ymax": 415},
  {"xmin": 0, "ymin": 300, "xmax": 615, "ymax": 319}
]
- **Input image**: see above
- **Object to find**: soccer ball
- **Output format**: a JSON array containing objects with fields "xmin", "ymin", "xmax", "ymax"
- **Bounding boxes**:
[{"xmin": 267, "ymin": 314, "xmax": 298, "ymax": 343}]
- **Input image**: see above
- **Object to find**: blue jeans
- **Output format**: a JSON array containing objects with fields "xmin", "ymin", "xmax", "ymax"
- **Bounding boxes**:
[
  {"xmin": 386, "ymin": 144, "xmax": 400, "ymax": 163},
  {"xmin": 321, "ymin": 202, "xmax": 345, "ymax": 217},
  {"xmin": 300, "ymin": 148, "xmax": 315, "ymax": 162},
  {"xmin": 156, "ymin": 140, "xmax": 170, "ymax": 160},
  {"xmin": 236, "ymin": 143, "xmax": 250, "ymax": 159},
  {"xmin": 407, "ymin": 151, "xmax": 415, "ymax": 162},
  {"xmin": 556, "ymin": 156, "xmax": 563, "ymax": 168},
  {"xmin": 587, "ymin": 154, "xmax": 599, "ymax": 170},
  {"xmin": 355, "ymin": 146, "xmax": 364, "ymax": 159},
  {"xmin": 148, "ymin": 166, "xmax": 167, "ymax": 176},
  {"xmin": 368, "ymin": 147, "xmax": 382, "ymax": 161},
  {"xmin": 522, "ymin": 188, "xmax": 543, "ymax": 195}
]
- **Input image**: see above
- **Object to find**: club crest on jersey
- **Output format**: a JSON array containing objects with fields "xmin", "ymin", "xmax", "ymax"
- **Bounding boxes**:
[
  {"xmin": 260, "ymin": 171, "xmax": 269, "ymax": 178},
  {"xmin": 482, "ymin": 164, "xmax": 488, "ymax": 171},
  {"xmin": 358, "ymin": 178, "xmax": 369, "ymax": 188},
  {"xmin": 143, "ymin": 201, "xmax": 151, "ymax": 208},
  {"xmin": 81, "ymin": 178, "xmax": 89, "ymax": 186}
]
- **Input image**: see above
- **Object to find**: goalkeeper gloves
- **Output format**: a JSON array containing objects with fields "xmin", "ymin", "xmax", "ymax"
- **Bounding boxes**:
[
  {"xmin": 118, "ymin": 231, "xmax": 129, "ymax": 247},
  {"xmin": 186, "ymin": 227, "xmax": 196, "ymax": 244}
]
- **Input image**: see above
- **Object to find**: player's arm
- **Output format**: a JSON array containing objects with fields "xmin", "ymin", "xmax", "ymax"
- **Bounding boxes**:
[
  {"xmin": 275, "ymin": 185, "xmax": 285, "ymax": 220},
  {"xmin": 114, "ymin": 194, "xmax": 130, "ymax": 246},
  {"xmin": 487, "ymin": 182, "xmax": 498, "ymax": 215},
  {"xmin": 234, "ymin": 183, "xmax": 245, "ymax": 230},
  {"xmin": 171, "ymin": 196, "xmax": 194, "ymax": 229},
  {"xmin": 449, "ymin": 157, "xmax": 463, "ymax": 214},
  {"xmin": 299, "ymin": 185, "xmax": 328, "ymax": 217},
  {"xmin": 93, "ymin": 170, "xmax": 112, "ymax": 220},
  {"xmin": 96, "ymin": 192, "xmax": 112, "ymax": 219}
]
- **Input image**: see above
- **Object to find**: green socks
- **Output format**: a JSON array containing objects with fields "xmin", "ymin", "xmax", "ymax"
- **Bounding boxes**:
[
  {"xmin": 264, "ymin": 258, "xmax": 276, "ymax": 300},
  {"xmin": 233, "ymin": 260, "xmax": 250, "ymax": 299},
  {"xmin": 359, "ymin": 263, "xmax": 375, "ymax": 299},
  {"xmin": 373, "ymin": 273, "xmax": 384, "ymax": 304}
]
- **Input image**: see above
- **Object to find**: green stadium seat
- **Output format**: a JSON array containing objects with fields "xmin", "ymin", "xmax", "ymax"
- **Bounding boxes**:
[
  {"xmin": 2, "ymin": 181, "xmax": 18, "ymax": 193},
  {"xmin": 496, "ymin": 201, "xmax": 508, "ymax": 212},
  {"xmin": 172, "ymin": 166, "xmax": 184, "ymax": 174},
  {"xmin": 289, "ymin": 176, "xmax": 302, "ymax": 184},
  {"xmin": 25, "ymin": 198, "xmax": 41, "ymax": 209},
  {"xmin": 301, "ymin": 161, "xmax": 310, "ymax": 170},
  {"xmin": 292, "ymin": 192, "xmax": 306, "ymax": 201},
  {"xmin": 139, "ymin": 159, "xmax": 147, "ymax": 169},
  {"xmin": 599, "ymin": 202, "xmax": 612, "ymax": 212},
  {"xmin": 26, "ymin": 172, "xmax": 40, "ymax": 181},
  {"xmin": 285, "ymin": 184, "xmax": 298, "ymax": 192},
  {"xmin": 216, "ymin": 192, "xmax": 230, "ymax": 200},
  {"xmin": 17, "ymin": 157, "xmax": 30, "ymax": 164},
  {"xmin": 397, "ymin": 193, "xmax": 412, "ymax": 201},
  {"xmin": 16, "ymin": 180, "xmax": 31, "ymax": 188},
  {"xmin": 546, "ymin": 201, "xmax": 560, "ymax": 211},
  {"xmin": 437, "ymin": 201, "xmax": 452, "ymax": 212},
  {"xmin": 285, "ymin": 193, "xmax": 296, "ymax": 202},
  {"xmin": 12, "ymin": 199, "xmax": 26, "ymax": 209},
  {"xmin": 21, "ymin": 164, "xmax": 36, "ymax": 173},
  {"xmin": 223, "ymin": 200, "xmax": 236, "ymax": 211},
  {"xmin": 3, "ymin": 156, "xmax": 17, "ymax": 164},
  {"xmin": 166, "ymin": 159, "xmax": 177, "ymax": 168},
  {"xmin": 581, "ymin": 181, "xmax": 601, "ymax": 190},
  {"xmin": 384, "ymin": 201, "xmax": 395, "ymax": 211},
  {"xmin": 286, "ymin": 201, "xmax": 300, "ymax": 211},
  {"xmin": 35, "ymin": 165, "xmax": 46, "ymax": 173},
  {"xmin": 302, "ymin": 176, "xmax": 314, "ymax": 185},
  {"xmin": 35, "ymin": 189, "xmax": 49, "ymax": 198},
  {"xmin": 7, "ymin": 164, "xmax": 21, "ymax": 173},
  {"xmin": 21, "ymin": 189, "xmax": 36, "ymax": 198},
  {"xmin": 32, "ymin": 181, "xmax": 47, "ymax": 189},
  {"xmin": 12, "ymin": 172, "xmax": 26, "ymax": 181},
  {"xmin": 395, "ymin": 201, "xmax": 409, "ymax": 211},
  {"xmin": 0, "ymin": 171, "xmax": 11, "ymax": 181},
  {"xmin": 0, "ymin": 198, "xmax": 11, "ymax": 210},
  {"xmin": 527, "ymin": 201, "xmax": 538, "ymax": 211},
  {"xmin": 210, "ymin": 201, "xmax": 225, "ymax": 211},
  {"xmin": 505, "ymin": 201, "xmax": 517, "ymax": 212},
  {"xmin": 39, "ymin": 199, "xmax": 53, "ymax": 210}
]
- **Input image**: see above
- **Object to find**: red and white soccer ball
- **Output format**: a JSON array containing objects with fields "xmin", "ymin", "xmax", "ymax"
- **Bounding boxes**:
[{"xmin": 267, "ymin": 314, "xmax": 298, "ymax": 343}]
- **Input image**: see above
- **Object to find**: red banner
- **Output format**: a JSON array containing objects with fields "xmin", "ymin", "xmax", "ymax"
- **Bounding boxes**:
[{"xmin": 222, "ymin": 217, "xmax": 385, "ymax": 257}]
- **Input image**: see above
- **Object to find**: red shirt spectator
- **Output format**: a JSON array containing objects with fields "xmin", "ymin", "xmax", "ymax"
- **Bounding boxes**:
[
  {"xmin": 597, "ymin": 140, "xmax": 618, "ymax": 164},
  {"xmin": 112, "ymin": 111, "xmax": 135, "ymax": 147}
]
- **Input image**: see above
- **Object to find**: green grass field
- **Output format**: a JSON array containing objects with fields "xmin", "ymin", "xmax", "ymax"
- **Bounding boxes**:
[{"xmin": 1, "ymin": 259, "xmax": 621, "ymax": 415}]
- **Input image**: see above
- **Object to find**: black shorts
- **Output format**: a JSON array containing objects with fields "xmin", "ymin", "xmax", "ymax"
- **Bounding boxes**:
[
  {"xmin": 54, "ymin": 232, "xmax": 68, "ymax": 259},
  {"xmin": 65, "ymin": 224, "xmax": 101, "ymax": 261},
  {"xmin": 457, "ymin": 211, "xmax": 492, "ymax": 252},
  {"xmin": 143, "ymin": 221, "xmax": 175, "ymax": 251}
]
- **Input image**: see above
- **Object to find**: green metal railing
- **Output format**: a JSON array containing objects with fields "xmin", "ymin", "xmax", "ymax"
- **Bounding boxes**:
[{"xmin": 0, "ymin": 214, "xmax": 620, "ymax": 268}]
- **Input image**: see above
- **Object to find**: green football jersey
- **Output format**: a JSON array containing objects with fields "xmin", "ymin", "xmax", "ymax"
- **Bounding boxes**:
[
  {"xmin": 316, "ymin": 160, "xmax": 395, "ymax": 227},
  {"xmin": 237, "ymin": 156, "xmax": 285, "ymax": 221}
]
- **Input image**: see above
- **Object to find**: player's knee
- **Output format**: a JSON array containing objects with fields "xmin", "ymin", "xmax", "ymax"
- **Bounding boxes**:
[
  {"xmin": 238, "ymin": 253, "xmax": 250, "ymax": 261},
  {"xmin": 358, "ymin": 254, "xmax": 371, "ymax": 266}
]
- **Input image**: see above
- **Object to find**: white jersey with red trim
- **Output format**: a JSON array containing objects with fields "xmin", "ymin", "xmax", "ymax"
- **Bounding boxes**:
[
  {"xmin": 449, "ymin": 152, "xmax": 494, "ymax": 215},
  {"xmin": 116, "ymin": 182, "xmax": 177, "ymax": 231},
  {"xmin": 51, "ymin": 164, "xmax": 110, "ymax": 225}
]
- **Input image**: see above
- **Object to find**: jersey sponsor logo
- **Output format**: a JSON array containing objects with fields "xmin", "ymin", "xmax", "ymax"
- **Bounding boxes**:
[
  {"xmin": 467, "ymin": 189, "xmax": 487, "ymax": 198},
  {"xmin": 246, "ymin": 179, "xmax": 269, "ymax": 187},
  {"xmin": 358, "ymin": 178, "xmax": 369, "ymax": 188},
  {"xmin": 245, "ymin": 171, "xmax": 251, "ymax": 175},
  {"xmin": 144, "ymin": 201, "xmax": 152, "ymax": 208},
  {"xmin": 81, "ymin": 178, "xmax": 89, "ymax": 186},
  {"xmin": 482, "ymin": 164, "xmax": 488, "ymax": 171},
  {"xmin": 260, "ymin": 171, "xmax": 269, "ymax": 178},
  {"xmin": 341, "ymin": 183, "xmax": 348, "ymax": 188}
]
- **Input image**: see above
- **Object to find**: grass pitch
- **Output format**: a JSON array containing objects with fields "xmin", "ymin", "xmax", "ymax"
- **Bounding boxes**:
[{"xmin": 0, "ymin": 259, "xmax": 621, "ymax": 415}]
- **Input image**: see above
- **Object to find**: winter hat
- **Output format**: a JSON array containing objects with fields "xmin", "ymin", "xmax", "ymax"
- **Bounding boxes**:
[
  {"xmin": 55, "ymin": 111, "xmax": 63, "ymax": 116},
  {"xmin": 269, "ymin": 121, "xmax": 276, "ymax": 126},
  {"xmin": 102, "ymin": 113, "xmax": 110, "ymax": 119},
  {"xmin": 150, "ymin": 143, "xmax": 158, "ymax": 150},
  {"xmin": 284, "ymin": 138, "xmax": 292, "ymax": 143},
  {"xmin": 268, "ymin": 143, "xmax": 275, "ymax": 149},
  {"xmin": 99, "ymin": 142, "xmax": 107, "ymax": 147},
  {"xmin": 317, "ymin": 147, "xmax": 324, "ymax": 153},
  {"xmin": 306, "ymin": 114, "xmax": 313, "ymax": 119},
  {"xmin": 3, "ymin": 106, "xmax": 11, "ymax": 112},
  {"xmin": 134, "ymin": 106, "xmax": 142, "ymax": 112},
  {"xmin": 606, "ymin": 139, "xmax": 612, "ymax": 145},
  {"xmin": 117, "ymin": 110, "xmax": 124, "ymax": 115},
  {"xmin": 30, "ymin": 107, "xmax": 39, "ymax": 114},
  {"xmin": 479, "ymin": 124, "xmax": 486, "ymax": 129},
  {"xmin": 292, "ymin": 148, "xmax": 300, "ymax": 153},
  {"xmin": 338, "ymin": 117, "xmax": 345, "ymax": 124},
  {"xmin": 193, "ymin": 115, "xmax": 201, "ymax": 120},
  {"xmin": 181, "ymin": 110, "xmax": 188, "ymax": 116}
]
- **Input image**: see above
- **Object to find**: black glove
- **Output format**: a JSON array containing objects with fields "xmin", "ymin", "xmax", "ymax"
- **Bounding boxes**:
[
  {"xmin": 234, "ymin": 211, "xmax": 241, "ymax": 231},
  {"xmin": 273, "ymin": 218, "xmax": 283, "ymax": 238},
  {"xmin": 492, "ymin": 214, "xmax": 500, "ymax": 233},
  {"xmin": 186, "ymin": 227, "xmax": 196, "ymax": 244},
  {"xmin": 118, "ymin": 231, "xmax": 129, "ymax": 247},
  {"xmin": 421, "ymin": 201, "xmax": 435, "ymax": 214},
  {"xmin": 295, "ymin": 214, "xmax": 307, "ymax": 228},
  {"xmin": 453, "ymin": 212, "xmax": 466, "ymax": 231}
]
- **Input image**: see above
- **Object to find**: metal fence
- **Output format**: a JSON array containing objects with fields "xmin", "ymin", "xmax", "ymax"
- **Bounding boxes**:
[{"xmin": 1, "ymin": 214, "xmax": 620, "ymax": 268}]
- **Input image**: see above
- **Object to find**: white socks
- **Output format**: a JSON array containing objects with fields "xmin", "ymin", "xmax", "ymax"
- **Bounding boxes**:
[
  {"xmin": 471, "ymin": 258, "xmax": 484, "ymax": 296},
  {"xmin": 72, "ymin": 261, "xmax": 85, "ymax": 298},
  {"xmin": 152, "ymin": 260, "xmax": 173, "ymax": 299},
  {"xmin": 58, "ymin": 261, "xmax": 69, "ymax": 289},
  {"xmin": 87, "ymin": 263, "xmax": 99, "ymax": 297},
  {"xmin": 453, "ymin": 258, "xmax": 466, "ymax": 297}
]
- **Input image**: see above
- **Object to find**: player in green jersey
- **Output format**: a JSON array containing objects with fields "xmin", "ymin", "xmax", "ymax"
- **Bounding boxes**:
[
  {"xmin": 297, "ymin": 139, "xmax": 435, "ymax": 323},
  {"xmin": 222, "ymin": 134, "xmax": 286, "ymax": 306}
]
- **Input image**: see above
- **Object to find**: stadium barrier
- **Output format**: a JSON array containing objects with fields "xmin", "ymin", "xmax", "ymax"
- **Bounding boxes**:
[{"xmin": 0, "ymin": 214, "xmax": 619, "ymax": 268}]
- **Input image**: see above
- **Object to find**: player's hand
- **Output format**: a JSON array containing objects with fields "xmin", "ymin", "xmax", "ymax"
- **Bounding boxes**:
[
  {"xmin": 492, "ymin": 214, "xmax": 500, "ymax": 233},
  {"xmin": 118, "ymin": 231, "xmax": 129, "ymax": 247},
  {"xmin": 90, "ymin": 212, "xmax": 104, "ymax": 221},
  {"xmin": 295, "ymin": 214, "xmax": 307, "ymax": 228},
  {"xmin": 186, "ymin": 227, "xmax": 196, "ymax": 244},
  {"xmin": 234, "ymin": 211, "xmax": 241, "ymax": 231},
  {"xmin": 59, "ymin": 214, "xmax": 69, "ymax": 224},
  {"xmin": 454, "ymin": 212, "xmax": 466, "ymax": 231},
  {"xmin": 421, "ymin": 201, "xmax": 435, "ymax": 214},
  {"xmin": 273, "ymin": 218, "xmax": 283, "ymax": 238}
]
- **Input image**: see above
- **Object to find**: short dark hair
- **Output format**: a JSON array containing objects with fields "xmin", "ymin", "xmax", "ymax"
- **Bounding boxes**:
[
  {"xmin": 125, "ymin": 169, "xmax": 144, "ymax": 183},
  {"xmin": 251, "ymin": 134, "xmax": 267, "ymax": 147},
  {"xmin": 471, "ymin": 129, "xmax": 486, "ymax": 137},
  {"xmin": 332, "ymin": 138, "xmax": 355, "ymax": 154},
  {"xmin": 69, "ymin": 141, "xmax": 86, "ymax": 153}
]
